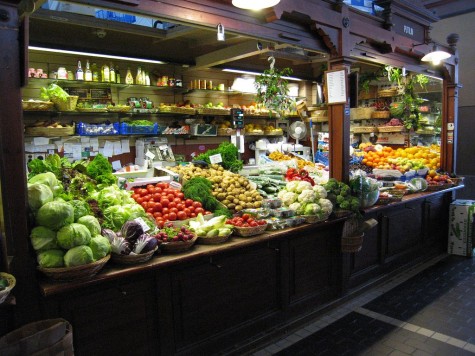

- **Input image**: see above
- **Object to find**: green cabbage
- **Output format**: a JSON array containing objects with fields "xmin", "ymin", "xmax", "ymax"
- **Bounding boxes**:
[
  {"xmin": 36, "ymin": 201, "xmax": 74, "ymax": 231},
  {"xmin": 28, "ymin": 183, "xmax": 54, "ymax": 211},
  {"xmin": 28, "ymin": 172, "xmax": 62, "ymax": 197},
  {"xmin": 37, "ymin": 249, "xmax": 65, "ymax": 268},
  {"xmin": 89, "ymin": 235, "xmax": 111, "ymax": 260},
  {"xmin": 102, "ymin": 204, "xmax": 146, "ymax": 231},
  {"xmin": 57, "ymin": 223, "xmax": 92, "ymax": 249},
  {"xmin": 68, "ymin": 200, "xmax": 90, "ymax": 221},
  {"xmin": 30, "ymin": 226, "xmax": 58, "ymax": 251},
  {"xmin": 64, "ymin": 245, "xmax": 94, "ymax": 267},
  {"xmin": 77, "ymin": 215, "xmax": 101, "ymax": 236}
]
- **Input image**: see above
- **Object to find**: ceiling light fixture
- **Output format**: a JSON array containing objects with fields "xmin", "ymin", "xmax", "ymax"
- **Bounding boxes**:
[
  {"xmin": 232, "ymin": 0, "xmax": 280, "ymax": 11},
  {"xmin": 420, "ymin": 43, "xmax": 451, "ymax": 65},
  {"xmin": 222, "ymin": 68, "xmax": 303, "ymax": 81},
  {"xmin": 28, "ymin": 46, "xmax": 166, "ymax": 64}
]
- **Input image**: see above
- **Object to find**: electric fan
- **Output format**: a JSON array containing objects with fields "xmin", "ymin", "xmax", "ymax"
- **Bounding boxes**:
[{"xmin": 289, "ymin": 121, "xmax": 307, "ymax": 145}]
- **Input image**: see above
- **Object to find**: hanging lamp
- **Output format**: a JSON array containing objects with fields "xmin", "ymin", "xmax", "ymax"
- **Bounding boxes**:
[
  {"xmin": 421, "ymin": 43, "xmax": 451, "ymax": 65},
  {"xmin": 232, "ymin": 0, "xmax": 280, "ymax": 10}
]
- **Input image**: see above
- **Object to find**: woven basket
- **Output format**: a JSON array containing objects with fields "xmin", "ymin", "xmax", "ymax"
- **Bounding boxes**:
[
  {"xmin": 197, "ymin": 233, "xmax": 232, "ymax": 245},
  {"xmin": 37, "ymin": 255, "xmax": 110, "ymax": 282},
  {"xmin": 22, "ymin": 100, "xmax": 54, "ymax": 111},
  {"xmin": 159, "ymin": 106, "xmax": 196, "ymax": 115},
  {"xmin": 376, "ymin": 190, "xmax": 405, "ymax": 205},
  {"xmin": 450, "ymin": 177, "xmax": 465, "ymax": 186},
  {"xmin": 303, "ymin": 213, "xmax": 330, "ymax": 224},
  {"xmin": 342, "ymin": 233, "xmax": 364, "ymax": 253},
  {"xmin": 353, "ymin": 126, "xmax": 377, "ymax": 134},
  {"xmin": 25, "ymin": 124, "xmax": 75, "ymax": 137},
  {"xmin": 426, "ymin": 183, "xmax": 454, "ymax": 191},
  {"xmin": 107, "ymin": 106, "xmax": 132, "ymax": 113},
  {"xmin": 371, "ymin": 111, "xmax": 390, "ymax": 119},
  {"xmin": 196, "ymin": 108, "xmax": 230, "ymax": 115},
  {"xmin": 76, "ymin": 107, "xmax": 108, "ymax": 113},
  {"xmin": 378, "ymin": 125, "xmax": 404, "ymax": 132},
  {"xmin": 161, "ymin": 235, "xmax": 198, "ymax": 253},
  {"xmin": 233, "ymin": 224, "xmax": 268, "ymax": 237},
  {"xmin": 333, "ymin": 209, "xmax": 353, "ymax": 218},
  {"xmin": 111, "ymin": 247, "xmax": 159, "ymax": 265},
  {"xmin": 350, "ymin": 107, "xmax": 375, "ymax": 120},
  {"xmin": 51, "ymin": 96, "xmax": 78, "ymax": 112},
  {"xmin": 217, "ymin": 128, "xmax": 237, "ymax": 136},
  {"xmin": 0, "ymin": 273, "xmax": 15, "ymax": 304},
  {"xmin": 378, "ymin": 88, "xmax": 398, "ymax": 97}
]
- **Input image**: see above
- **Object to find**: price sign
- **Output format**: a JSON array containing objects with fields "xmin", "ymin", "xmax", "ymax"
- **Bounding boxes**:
[
  {"xmin": 209, "ymin": 153, "xmax": 222, "ymax": 164},
  {"xmin": 325, "ymin": 69, "xmax": 347, "ymax": 104}
]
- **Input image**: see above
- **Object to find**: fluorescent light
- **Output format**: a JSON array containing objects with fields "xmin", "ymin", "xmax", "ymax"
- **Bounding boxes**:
[
  {"xmin": 28, "ymin": 46, "xmax": 166, "ymax": 64},
  {"xmin": 222, "ymin": 68, "xmax": 303, "ymax": 81},
  {"xmin": 232, "ymin": 0, "xmax": 280, "ymax": 10},
  {"xmin": 421, "ymin": 44, "xmax": 451, "ymax": 65}
]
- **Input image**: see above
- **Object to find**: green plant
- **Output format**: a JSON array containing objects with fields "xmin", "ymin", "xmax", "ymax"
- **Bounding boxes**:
[{"xmin": 254, "ymin": 57, "xmax": 294, "ymax": 118}]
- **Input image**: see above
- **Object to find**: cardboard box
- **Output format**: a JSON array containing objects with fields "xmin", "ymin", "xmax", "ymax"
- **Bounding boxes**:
[{"xmin": 448, "ymin": 200, "xmax": 475, "ymax": 256}]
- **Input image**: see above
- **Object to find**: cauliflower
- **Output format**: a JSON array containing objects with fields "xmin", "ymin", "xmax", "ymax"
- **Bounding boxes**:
[
  {"xmin": 285, "ymin": 181, "xmax": 300, "ymax": 193},
  {"xmin": 298, "ymin": 189, "xmax": 316, "ymax": 203},
  {"xmin": 319, "ymin": 198, "xmax": 333, "ymax": 215},
  {"xmin": 295, "ymin": 181, "xmax": 313, "ymax": 193},
  {"xmin": 281, "ymin": 191, "xmax": 298, "ymax": 206},
  {"xmin": 304, "ymin": 203, "xmax": 321, "ymax": 215},
  {"xmin": 312, "ymin": 184, "xmax": 327, "ymax": 199},
  {"xmin": 277, "ymin": 189, "xmax": 288, "ymax": 200},
  {"xmin": 288, "ymin": 202, "xmax": 302, "ymax": 212}
]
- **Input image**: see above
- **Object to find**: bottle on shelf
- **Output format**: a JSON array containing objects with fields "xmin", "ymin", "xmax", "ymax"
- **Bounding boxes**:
[
  {"xmin": 75, "ymin": 60, "xmax": 84, "ymax": 81},
  {"xmin": 84, "ymin": 60, "xmax": 92, "ymax": 81},
  {"xmin": 91, "ymin": 62, "xmax": 99, "ymax": 82},
  {"xmin": 144, "ymin": 71, "xmax": 150, "ymax": 86},
  {"xmin": 136, "ymin": 66, "xmax": 142, "ymax": 85},
  {"xmin": 102, "ymin": 63, "xmax": 110, "ymax": 82},
  {"xmin": 115, "ymin": 66, "xmax": 121, "ymax": 84},
  {"xmin": 109, "ymin": 63, "xmax": 116, "ymax": 83},
  {"xmin": 125, "ymin": 67, "xmax": 134, "ymax": 84}
]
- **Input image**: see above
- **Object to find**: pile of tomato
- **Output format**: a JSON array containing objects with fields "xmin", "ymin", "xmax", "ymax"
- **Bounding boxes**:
[
  {"xmin": 226, "ymin": 213, "xmax": 267, "ymax": 228},
  {"xmin": 131, "ymin": 182, "xmax": 211, "ymax": 228}
]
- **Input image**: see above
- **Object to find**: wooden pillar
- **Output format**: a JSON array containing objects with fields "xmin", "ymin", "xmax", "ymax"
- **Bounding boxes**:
[{"xmin": 441, "ymin": 83, "xmax": 460, "ymax": 173}]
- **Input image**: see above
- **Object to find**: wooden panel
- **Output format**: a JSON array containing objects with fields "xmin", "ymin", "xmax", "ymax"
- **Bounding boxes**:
[{"xmin": 171, "ymin": 245, "xmax": 280, "ymax": 350}]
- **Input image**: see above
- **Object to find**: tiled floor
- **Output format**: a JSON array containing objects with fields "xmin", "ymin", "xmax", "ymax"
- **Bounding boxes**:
[{"xmin": 251, "ymin": 254, "xmax": 475, "ymax": 355}]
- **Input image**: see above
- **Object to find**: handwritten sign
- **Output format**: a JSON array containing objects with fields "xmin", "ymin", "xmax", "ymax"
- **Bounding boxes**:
[{"xmin": 325, "ymin": 70, "xmax": 347, "ymax": 104}]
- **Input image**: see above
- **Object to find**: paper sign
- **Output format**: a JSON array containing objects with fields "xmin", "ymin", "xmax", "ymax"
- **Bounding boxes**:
[
  {"xmin": 33, "ymin": 137, "xmax": 50, "ymax": 145},
  {"xmin": 112, "ymin": 160, "xmax": 122, "ymax": 170},
  {"xmin": 113, "ymin": 141, "xmax": 122, "ymax": 155},
  {"xmin": 145, "ymin": 150, "xmax": 156, "ymax": 160},
  {"xmin": 326, "ymin": 69, "xmax": 347, "ymax": 104},
  {"xmin": 63, "ymin": 142, "xmax": 73, "ymax": 154},
  {"xmin": 80, "ymin": 136, "xmax": 90, "ymax": 143},
  {"xmin": 72, "ymin": 144, "xmax": 82, "ymax": 160},
  {"xmin": 103, "ymin": 141, "xmax": 114, "ymax": 157},
  {"xmin": 209, "ymin": 153, "xmax": 222, "ymax": 164},
  {"xmin": 90, "ymin": 137, "xmax": 99, "ymax": 151},
  {"xmin": 121, "ymin": 139, "xmax": 130, "ymax": 153}
]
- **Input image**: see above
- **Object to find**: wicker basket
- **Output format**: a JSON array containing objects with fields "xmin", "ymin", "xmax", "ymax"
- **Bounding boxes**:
[
  {"xmin": 37, "ymin": 255, "xmax": 110, "ymax": 282},
  {"xmin": 197, "ymin": 233, "xmax": 232, "ymax": 245},
  {"xmin": 376, "ymin": 190, "xmax": 405, "ymax": 205},
  {"xmin": 217, "ymin": 128, "xmax": 237, "ymax": 136},
  {"xmin": 107, "ymin": 106, "xmax": 132, "ymax": 113},
  {"xmin": 233, "ymin": 224, "xmax": 268, "ymax": 237},
  {"xmin": 25, "ymin": 124, "xmax": 75, "ymax": 137},
  {"xmin": 371, "ymin": 111, "xmax": 390, "ymax": 119},
  {"xmin": 76, "ymin": 107, "xmax": 108, "ymax": 113},
  {"xmin": 378, "ymin": 125, "xmax": 404, "ymax": 133},
  {"xmin": 353, "ymin": 126, "xmax": 377, "ymax": 134},
  {"xmin": 161, "ymin": 235, "xmax": 198, "ymax": 253},
  {"xmin": 350, "ymin": 107, "xmax": 375, "ymax": 120},
  {"xmin": 196, "ymin": 108, "xmax": 230, "ymax": 115},
  {"xmin": 51, "ymin": 96, "xmax": 79, "ymax": 112},
  {"xmin": 22, "ymin": 100, "xmax": 54, "ymax": 111},
  {"xmin": 450, "ymin": 177, "xmax": 465, "ymax": 186},
  {"xmin": 111, "ymin": 247, "xmax": 159, "ymax": 265},
  {"xmin": 426, "ymin": 183, "xmax": 454, "ymax": 191},
  {"xmin": 342, "ymin": 233, "xmax": 364, "ymax": 253},
  {"xmin": 378, "ymin": 88, "xmax": 398, "ymax": 97},
  {"xmin": 303, "ymin": 213, "xmax": 330, "ymax": 224},
  {"xmin": 159, "ymin": 106, "xmax": 196, "ymax": 115},
  {"xmin": 0, "ymin": 273, "xmax": 15, "ymax": 304},
  {"xmin": 333, "ymin": 209, "xmax": 353, "ymax": 218}
]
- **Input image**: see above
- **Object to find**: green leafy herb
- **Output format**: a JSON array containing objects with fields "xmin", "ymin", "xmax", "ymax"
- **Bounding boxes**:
[{"xmin": 195, "ymin": 142, "xmax": 243, "ymax": 173}]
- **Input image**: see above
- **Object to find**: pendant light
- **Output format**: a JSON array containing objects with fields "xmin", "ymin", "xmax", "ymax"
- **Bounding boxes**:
[
  {"xmin": 421, "ymin": 43, "xmax": 451, "ymax": 65},
  {"xmin": 232, "ymin": 0, "xmax": 280, "ymax": 10}
]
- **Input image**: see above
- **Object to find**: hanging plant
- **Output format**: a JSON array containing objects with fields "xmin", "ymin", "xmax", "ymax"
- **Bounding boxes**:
[{"xmin": 254, "ymin": 56, "xmax": 294, "ymax": 118}]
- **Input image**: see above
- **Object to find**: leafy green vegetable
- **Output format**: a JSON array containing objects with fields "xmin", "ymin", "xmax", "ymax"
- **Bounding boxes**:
[
  {"xmin": 182, "ymin": 177, "xmax": 231, "ymax": 216},
  {"xmin": 195, "ymin": 142, "xmax": 243, "ymax": 173},
  {"xmin": 30, "ymin": 226, "xmax": 58, "ymax": 251},
  {"xmin": 125, "ymin": 120, "xmax": 154, "ymax": 126},
  {"xmin": 40, "ymin": 83, "xmax": 70, "ymax": 102},
  {"xmin": 64, "ymin": 245, "xmax": 94, "ymax": 267},
  {"xmin": 68, "ymin": 200, "xmax": 91, "ymax": 221},
  {"xmin": 37, "ymin": 249, "xmax": 65, "ymax": 268},
  {"xmin": 89, "ymin": 235, "xmax": 111, "ymax": 260},
  {"xmin": 36, "ymin": 200, "xmax": 75, "ymax": 231},
  {"xmin": 28, "ymin": 183, "xmax": 54, "ymax": 211},
  {"xmin": 86, "ymin": 154, "xmax": 114, "ymax": 180},
  {"xmin": 57, "ymin": 223, "xmax": 92, "ymax": 249},
  {"xmin": 77, "ymin": 215, "xmax": 101, "ymax": 236}
]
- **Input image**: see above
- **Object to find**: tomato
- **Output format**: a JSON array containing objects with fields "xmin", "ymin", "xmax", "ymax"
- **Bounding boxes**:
[
  {"xmin": 155, "ymin": 187, "xmax": 162, "ymax": 194},
  {"xmin": 234, "ymin": 221, "xmax": 243, "ymax": 227},
  {"xmin": 247, "ymin": 218, "xmax": 254, "ymax": 224},
  {"xmin": 195, "ymin": 207, "xmax": 204, "ymax": 214},
  {"xmin": 192, "ymin": 201, "xmax": 202, "ymax": 208},
  {"xmin": 152, "ymin": 193, "xmax": 161, "ymax": 201},
  {"xmin": 162, "ymin": 207, "xmax": 169, "ymax": 215},
  {"xmin": 176, "ymin": 192, "xmax": 185, "ymax": 200},
  {"xmin": 190, "ymin": 212, "xmax": 197, "ymax": 218},
  {"xmin": 185, "ymin": 199, "xmax": 194, "ymax": 207},
  {"xmin": 242, "ymin": 213, "xmax": 250, "ymax": 221},
  {"xmin": 143, "ymin": 194, "xmax": 151, "ymax": 202},
  {"xmin": 136, "ymin": 197, "xmax": 144, "ymax": 204},
  {"xmin": 168, "ymin": 212, "xmax": 177, "ymax": 221},
  {"xmin": 170, "ymin": 207, "xmax": 178, "ymax": 214},
  {"xmin": 177, "ymin": 211, "xmax": 187, "ymax": 220},
  {"xmin": 160, "ymin": 198, "xmax": 170, "ymax": 207},
  {"xmin": 147, "ymin": 207, "xmax": 154, "ymax": 214},
  {"xmin": 154, "ymin": 202, "xmax": 162, "ymax": 212},
  {"xmin": 153, "ymin": 212, "xmax": 162, "ymax": 218},
  {"xmin": 147, "ymin": 186, "xmax": 155, "ymax": 194},
  {"xmin": 173, "ymin": 197, "xmax": 182, "ymax": 204},
  {"xmin": 187, "ymin": 206, "xmax": 195, "ymax": 213},
  {"xmin": 242, "ymin": 223, "xmax": 250, "ymax": 227},
  {"xmin": 250, "ymin": 221, "xmax": 258, "ymax": 227},
  {"xmin": 204, "ymin": 211, "xmax": 212, "ymax": 215},
  {"xmin": 141, "ymin": 202, "xmax": 148, "ymax": 209},
  {"xmin": 177, "ymin": 203, "xmax": 185, "ymax": 211},
  {"xmin": 132, "ymin": 193, "xmax": 140, "ymax": 200},
  {"xmin": 155, "ymin": 219, "xmax": 164, "ymax": 228},
  {"xmin": 162, "ymin": 214, "xmax": 169, "ymax": 221},
  {"xmin": 157, "ymin": 182, "xmax": 168, "ymax": 189},
  {"xmin": 183, "ymin": 208, "xmax": 191, "ymax": 216},
  {"xmin": 167, "ymin": 193, "xmax": 175, "ymax": 201},
  {"xmin": 139, "ymin": 188, "xmax": 148, "ymax": 196},
  {"xmin": 168, "ymin": 202, "xmax": 176, "ymax": 209}
]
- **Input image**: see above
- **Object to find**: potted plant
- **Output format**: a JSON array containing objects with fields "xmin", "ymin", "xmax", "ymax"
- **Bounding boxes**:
[{"xmin": 254, "ymin": 56, "xmax": 294, "ymax": 118}]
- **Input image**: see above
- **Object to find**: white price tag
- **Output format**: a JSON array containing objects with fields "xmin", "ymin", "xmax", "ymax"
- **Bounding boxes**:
[
  {"xmin": 145, "ymin": 150, "xmax": 156, "ymax": 160},
  {"xmin": 134, "ymin": 217, "xmax": 150, "ymax": 232},
  {"xmin": 209, "ymin": 153, "xmax": 222, "ymax": 164}
]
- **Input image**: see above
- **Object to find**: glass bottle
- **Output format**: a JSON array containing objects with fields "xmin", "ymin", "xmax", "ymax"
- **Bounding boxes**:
[
  {"xmin": 102, "ymin": 63, "xmax": 110, "ymax": 82},
  {"xmin": 144, "ymin": 71, "xmax": 150, "ymax": 86},
  {"xmin": 136, "ymin": 66, "xmax": 142, "ymax": 85},
  {"xmin": 125, "ymin": 68, "xmax": 134, "ymax": 85},
  {"xmin": 109, "ymin": 63, "xmax": 116, "ymax": 83},
  {"xmin": 84, "ymin": 60, "xmax": 92, "ymax": 81},
  {"xmin": 75, "ymin": 60, "xmax": 84, "ymax": 81},
  {"xmin": 115, "ymin": 66, "xmax": 121, "ymax": 84},
  {"xmin": 91, "ymin": 62, "xmax": 99, "ymax": 82}
]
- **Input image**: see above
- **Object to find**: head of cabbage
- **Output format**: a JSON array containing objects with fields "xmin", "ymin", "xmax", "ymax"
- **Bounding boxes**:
[
  {"xmin": 57, "ymin": 223, "xmax": 91, "ymax": 250},
  {"xmin": 89, "ymin": 235, "xmax": 111, "ymax": 260},
  {"xmin": 28, "ymin": 183, "xmax": 54, "ymax": 211},
  {"xmin": 64, "ymin": 245, "xmax": 94, "ymax": 267},
  {"xmin": 77, "ymin": 215, "xmax": 101, "ymax": 236},
  {"xmin": 68, "ymin": 200, "xmax": 90, "ymax": 222},
  {"xmin": 36, "ymin": 200, "xmax": 74, "ymax": 231},
  {"xmin": 37, "ymin": 249, "xmax": 65, "ymax": 268},
  {"xmin": 28, "ymin": 172, "xmax": 62, "ymax": 197},
  {"xmin": 30, "ymin": 226, "xmax": 58, "ymax": 251}
]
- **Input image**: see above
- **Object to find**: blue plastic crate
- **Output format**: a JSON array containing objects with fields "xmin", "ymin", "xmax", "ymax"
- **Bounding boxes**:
[
  {"xmin": 119, "ymin": 122, "xmax": 159, "ymax": 135},
  {"xmin": 76, "ymin": 122, "xmax": 120, "ymax": 136},
  {"xmin": 316, "ymin": 151, "xmax": 329, "ymax": 166},
  {"xmin": 95, "ymin": 10, "xmax": 136, "ymax": 24}
]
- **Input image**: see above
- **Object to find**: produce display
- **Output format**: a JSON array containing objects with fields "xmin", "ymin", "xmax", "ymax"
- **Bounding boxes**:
[
  {"xmin": 323, "ymin": 178, "xmax": 360, "ymax": 213},
  {"xmin": 268, "ymin": 151, "xmax": 315, "ymax": 169},
  {"xmin": 285, "ymin": 167, "xmax": 315, "ymax": 185},
  {"xmin": 349, "ymin": 172, "xmax": 381, "ymax": 208},
  {"xmin": 194, "ymin": 141, "xmax": 243, "ymax": 173}
]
